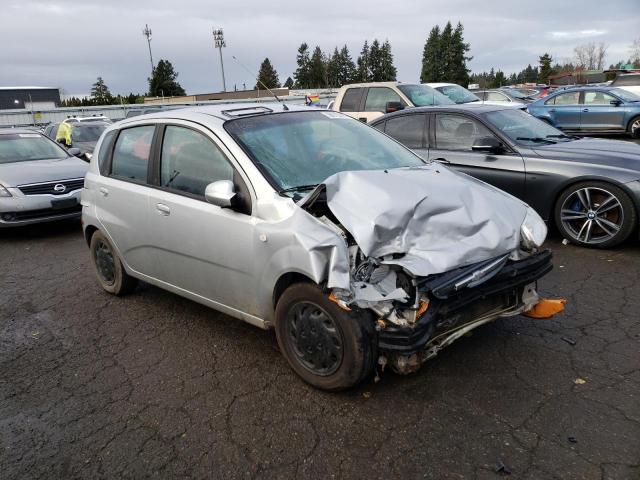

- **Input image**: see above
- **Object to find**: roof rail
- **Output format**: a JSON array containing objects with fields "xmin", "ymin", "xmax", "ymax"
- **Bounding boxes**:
[{"xmin": 220, "ymin": 106, "xmax": 274, "ymax": 117}]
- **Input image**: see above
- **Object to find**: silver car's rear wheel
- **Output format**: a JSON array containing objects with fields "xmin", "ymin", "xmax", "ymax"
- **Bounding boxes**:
[
  {"xmin": 90, "ymin": 230, "xmax": 138, "ymax": 295},
  {"xmin": 555, "ymin": 182, "xmax": 636, "ymax": 248}
]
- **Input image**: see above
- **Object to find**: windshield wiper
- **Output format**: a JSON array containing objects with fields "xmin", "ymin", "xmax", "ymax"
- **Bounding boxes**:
[
  {"xmin": 516, "ymin": 137, "xmax": 557, "ymax": 144},
  {"xmin": 546, "ymin": 134, "xmax": 579, "ymax": 140},
  {"xmin": 278, "ymin": 184, "xmax": 318, "ymax": 195}
]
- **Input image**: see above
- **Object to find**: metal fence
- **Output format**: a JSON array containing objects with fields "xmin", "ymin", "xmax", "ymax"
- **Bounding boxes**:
[{"xmin": 0, "ymin": 92, "xmax": 337, "ymax": 128}]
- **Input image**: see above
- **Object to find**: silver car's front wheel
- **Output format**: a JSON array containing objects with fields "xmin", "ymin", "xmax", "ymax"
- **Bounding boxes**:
[{"xmin": 555, "ymin": 182, "xmax": 636, "ymax": 248}]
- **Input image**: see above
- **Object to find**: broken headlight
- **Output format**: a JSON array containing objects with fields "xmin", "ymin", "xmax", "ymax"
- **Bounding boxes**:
[{"xmin": 520, "ymin": 207, "xmax": 547, "ymax": 250}]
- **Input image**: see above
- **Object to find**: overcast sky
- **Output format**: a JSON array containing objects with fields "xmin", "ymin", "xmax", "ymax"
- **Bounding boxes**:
[{"xmin": 1, "ymin": 0, "xmax": 638, "ymax": 97}]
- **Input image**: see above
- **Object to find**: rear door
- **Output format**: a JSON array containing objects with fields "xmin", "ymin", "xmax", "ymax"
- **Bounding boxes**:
[
  {"xmin": 95, "ymin": 124, "xmax": 156, "ymax": 274},
  {"xmin": 144, "ymin": 122, "xmax": 258, "ymax": 312},
  {"xmin": 337, "ymin": 87, "xmax": 366, "ymax": 121},
  {"xmin": 428, "ymin": 113, "xmax": 525, "ymax": 199},
  {"xmin": 544, "ymin": 91, "xmax": 581, "ymax": 130},
  {"xmin": 580, "ymin": 90, "xmax": 626, "ymax": 131}
]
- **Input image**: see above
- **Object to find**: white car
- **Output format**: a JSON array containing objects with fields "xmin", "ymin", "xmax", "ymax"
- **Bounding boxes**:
[
  {"xmin": 426, "ymin": 83, "xmax": 526, "ymax": 109},
  {"xmin": 610, "ymin": 73, "xmax": 640, "ymax": 96}
]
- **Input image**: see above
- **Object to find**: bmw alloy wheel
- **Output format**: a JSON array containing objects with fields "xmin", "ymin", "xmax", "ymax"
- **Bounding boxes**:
[{"xmin": 559, "ymin": 187, "xmax": 624, "ymax": 245}]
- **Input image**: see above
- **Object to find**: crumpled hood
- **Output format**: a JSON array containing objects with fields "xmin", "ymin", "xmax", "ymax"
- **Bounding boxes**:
[
  {"xmin": 316, "ymin": 165, "xmax": 529, "ymax": 278},
  {"xmin": 0, "ymin": 157, "xmax": 88, "ymax": 187}
]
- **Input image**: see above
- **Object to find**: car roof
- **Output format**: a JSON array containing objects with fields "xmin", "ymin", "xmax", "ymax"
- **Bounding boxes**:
[
  {"xmin": 113, "ymin": 102, "xmax": 318, "ymax": 128},
  {"xmin": 551, "ymin": 85, "xmax": 618, "ymax": 93},
  {"xmin": 339, "ymin": 81, "xmax": 417, "ymax": 89},
  {"xmin": 423, "ymin": 83, "xmax": 456, "ymax": 88},
  {"xmin": 0, "ymin": 128, "xmax": 45, "ymax": 136},
  {"xmin": 370, "ymin": 104, "xmax": 514, "ymax": 124}
]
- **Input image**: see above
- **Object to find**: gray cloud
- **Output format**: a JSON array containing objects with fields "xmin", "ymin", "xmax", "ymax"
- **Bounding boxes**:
[{"xmin": 1, "ymin": 0, "xmax": 638, "ymax": 96}]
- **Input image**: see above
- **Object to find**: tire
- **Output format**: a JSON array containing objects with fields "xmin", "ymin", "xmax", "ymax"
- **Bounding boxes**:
[
  {"xmin": 628, "ymin": 116, "xmax": 640, "ymax": 139},
  {"xmin": 274, "ymin": 283, "xmax": 375, "ymax": 391},
  {"xmin": 89, "ymin": 230, "xmax": 138, "ymax": 295},
  {"xmin": 555, "ymin": 181, "xmax": 637, "ymax": 248}
]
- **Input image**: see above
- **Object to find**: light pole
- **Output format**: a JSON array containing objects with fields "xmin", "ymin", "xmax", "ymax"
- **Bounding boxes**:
[
  {"xmin": 212, "ymin": 28, "xmax": 227, "ymax": 92},
  {"xmin": 143, "ymin": 24, "xmax": 154, "ymax": 75},
  {"xmin": 28, "ymin": 93, "xmax": 35, "ymax": 126}
]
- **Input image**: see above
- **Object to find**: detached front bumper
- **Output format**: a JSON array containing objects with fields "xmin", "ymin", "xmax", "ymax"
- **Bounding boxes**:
[{"xmin": 378, "ymin": 250, "xmax": 554, "ymax": 356}]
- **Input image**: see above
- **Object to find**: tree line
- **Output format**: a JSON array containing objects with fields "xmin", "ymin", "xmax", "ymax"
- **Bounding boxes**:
[{"xmin": 66, "ymin": 31, "xmax": 640, "ymax": 106}]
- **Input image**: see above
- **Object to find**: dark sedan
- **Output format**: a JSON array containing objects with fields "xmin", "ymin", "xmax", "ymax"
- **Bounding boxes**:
[
  {"xmin": 371, "ymin": 105, "xmax": 640, "ymax": 248},
  {"xmin": 527, "ymin": 86, "xmax": 640, "ymax": 138}
]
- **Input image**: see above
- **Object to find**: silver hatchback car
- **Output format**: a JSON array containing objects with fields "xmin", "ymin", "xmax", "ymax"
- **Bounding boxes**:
[{"xmin": 82, "ymin": 103, "xmax": 561, "ymax": 390}]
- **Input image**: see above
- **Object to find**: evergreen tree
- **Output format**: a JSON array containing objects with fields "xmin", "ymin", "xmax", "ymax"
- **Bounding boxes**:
[
  {"xmin": 368, "ymin": 39, "xmax": 383, "ymax": 81},
  {"xmin": 420, "ymin": 25, "xmax": 442, "ymax": 82},
  {"xmin": 449, "ymin": 22, "xmax": 472, "ymax": 85},
  {"xmin": 90, "ymin": 77, "xmax": 112, "ymax": 104},
  {"xmin": 439, "ymin": 22, "xmax": 454, "ymax": 81},
  {"xmin": 538, "ymin": 53, "xmax": 553, "ymax": 84},
  {"xmin": 337, "ymin": 45, "xmax": 357, "ymax": 86},
  {"xmin": 254, "ymin": 58, "xmax": 280, "ymax": 90},
  {"xmin": 326, "ymin": 47, "xmax": 340, "ymax": 87},
  {"xmin": 294, "ymin": 43, "xmax": 311, "ymax": 88},
  {"xmin": 493, "ymin": 70, "xmax": 506, "ymax": 87},
  {"xmin": 379, "ymin": 40, "xmax": 397, "ymax": 81},
  {"xmin": 356, "ymin": 40, "xmax": 371, "ymax": 82},
  {"xmin": 308, "ymin": 46, "xmax": 327, "ymax": 88},
  {"xmin": 148, "ymin": 59, "xmax": 186, "ymax": 97},
  {"xmin": 283, "ymin": 77, "xmax": 294, "ymax": 89}
]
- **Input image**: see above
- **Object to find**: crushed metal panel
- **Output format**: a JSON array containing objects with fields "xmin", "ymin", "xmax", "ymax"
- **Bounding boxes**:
[{"xmin": 319, "ymin": 165, "xmax": 529, "ymax": 278}]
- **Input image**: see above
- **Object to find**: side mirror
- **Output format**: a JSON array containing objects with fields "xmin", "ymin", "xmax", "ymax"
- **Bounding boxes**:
[
  {"xmin": 471, "ymin": 136, "xmax": 504, "ymax": 153},
  {"xmin": 204, "ymin": 180, "xmax": 236, "ymax": 208},
  {"xmin": 610, "ymin": 99, "xmax": 622, "ymax": 106},
  {"xmin": 385, "ymin": 101, "xmax": 404, "ymax": 114},
  {"xmin": 67, "ymin": 147, "xmax": 82, "ymax": 157}
]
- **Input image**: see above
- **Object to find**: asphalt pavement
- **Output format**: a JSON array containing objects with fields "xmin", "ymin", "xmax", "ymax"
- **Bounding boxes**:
[{"xmin": 1, "ymin": 220, "xmax": 639, "ymax": 479}]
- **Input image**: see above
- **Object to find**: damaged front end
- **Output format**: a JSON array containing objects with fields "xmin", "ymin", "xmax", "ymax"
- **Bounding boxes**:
[{"xmin": 299, "ymin": 166, "xmax": 563, "ymax": 376}]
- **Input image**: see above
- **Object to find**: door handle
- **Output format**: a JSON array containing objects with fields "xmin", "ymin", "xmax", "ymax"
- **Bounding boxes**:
[
  {"xmin": 155, "ymin": 203, "xmax": 170, "ymax": 215},
  {"xmin": 582, "ymin": 108, "xmax": 589, "ymax": 112},
  {"xmin": 358, "ymin": 117, "xmax": 367, "ymax": 123},
  {"xmin": 549, "ymin": 109, "xmax": 556, "ymax": 113},
  {"xmin": 433, "ymin": 158, "xmax": 450, "ymax": 164},
  {"xmin": 99, "ymin": 187, "xmax": 109, "ymax": 196}
]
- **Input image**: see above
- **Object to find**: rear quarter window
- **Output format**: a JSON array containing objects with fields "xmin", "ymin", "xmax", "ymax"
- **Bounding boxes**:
[{"xmin": 339, "ymin": 88, "xmax": 363, "ymax": 112}]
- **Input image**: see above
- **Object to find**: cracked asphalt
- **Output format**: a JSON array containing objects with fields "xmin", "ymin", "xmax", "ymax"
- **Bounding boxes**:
[{"xmin": 1, "ymin": 221, "xmax": 639, "ymax": 479}]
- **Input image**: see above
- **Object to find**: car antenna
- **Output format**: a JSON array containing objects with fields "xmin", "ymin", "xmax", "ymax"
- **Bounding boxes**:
[{"xmin": 231, "ymin": 55, "xmax": 289, "ymax": 110}]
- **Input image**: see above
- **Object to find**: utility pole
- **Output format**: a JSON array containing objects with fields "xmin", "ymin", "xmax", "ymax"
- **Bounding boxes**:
[
  {"xmin": 143, "ymin": 24, "xmax": 154, "ymax": 75},
  {"xmin": 212, "ymin": 28, "xmax": 227, "ymax": 92}
]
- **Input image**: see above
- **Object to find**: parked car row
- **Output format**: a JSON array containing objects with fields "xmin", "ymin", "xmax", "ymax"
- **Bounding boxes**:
[{"xmin": 2, "ymin": 84, "xmax": 638, "ymax": 390}]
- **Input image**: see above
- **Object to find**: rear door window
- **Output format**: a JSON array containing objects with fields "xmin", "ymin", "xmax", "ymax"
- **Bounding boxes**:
[
  {"xmin": 384, "ymin": 115, "xmax": 426, "ymax": 148},
  {"xmin": 546, "ymin": 92, "xmax": 580, "ymax": 105},
  {"xmin": 339, "ymin": 88, "xmax": 364, "ymax": 112},
  {"xmin": 583, "ymin": 91, "xmax": 616, "ymax": 105},
  {"xmin": 110, "ymin": 125, "xmax": 155, "ymax": 182}
]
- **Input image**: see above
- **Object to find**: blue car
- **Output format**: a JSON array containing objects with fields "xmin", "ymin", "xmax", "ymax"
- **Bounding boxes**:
[{"xmin": 527, "ymin": 86, "xmax": 640, "ymax": 138}]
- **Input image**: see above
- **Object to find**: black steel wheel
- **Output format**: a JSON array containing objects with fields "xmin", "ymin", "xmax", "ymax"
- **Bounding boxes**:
[
  {"xmin": 90, "ymin": 230, "xmax": 138, "ymax": 295},
  {"xmin": 275, "ymin": 283, "xmax": 375, "ymax": 391},
  {"xmin": 555, "ymin": 182, "xmax": 637, "ymax": 248},
  {"xmin": 286, "ymin": 301, "xmax": 344, "ymax": 376}
]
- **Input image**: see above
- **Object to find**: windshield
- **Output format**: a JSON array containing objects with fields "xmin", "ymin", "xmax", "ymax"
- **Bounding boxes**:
[
  {"xmin": 397, "ymin": 84, "xmax": 455, "ymax": 106},
  {"xmin": 225, "ymin": 111, "xmax": 425, "ymax": 194},
  {"xmin": 611, "ymin": 88, "xmax": 640, "ymax": 102},
  {"xmin": 72, "ymin": 124, "xmax": 107, "ymax": 142},
  {"xmin": 435, "ymin": 84, "xmax": 480, "ymax": 104},
  {"xmin": 483, "ymin": 109, "xmax": 570, "ymax": 146},
  {"xmin": 0, "ymin": 133, "xmax": 69, "ymax": 164},
  {"xmin": 503, "ymin": 89, "xmax": 529, "ymax": 100}
]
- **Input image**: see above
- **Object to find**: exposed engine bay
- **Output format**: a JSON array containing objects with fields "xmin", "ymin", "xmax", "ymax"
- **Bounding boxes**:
[{"xmin": 298, "ymin": 167, "xmax": 560, "ymax": 375}]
